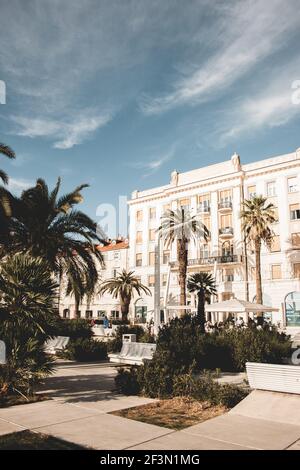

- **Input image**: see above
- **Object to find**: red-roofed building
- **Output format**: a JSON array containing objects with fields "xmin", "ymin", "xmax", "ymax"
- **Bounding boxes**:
[{"xmin": 59, "ymin": 238, "xmax": 129, "ymax": 321}]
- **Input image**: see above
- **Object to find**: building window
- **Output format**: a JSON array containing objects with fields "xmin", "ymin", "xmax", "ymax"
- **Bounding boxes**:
[
  {"xmin": 162, "ymin": 273, "xmax": 168, "ymax": 287},
  {"xmin": 271, "ymin": 264, "xmax": 281, "ymax": 280},
  {"xmin": 136, "ymin": 253, "xmax": 142, "ymax": 267},
  {"xmin": 63, "ymin": 309, "xmax": 70, "ymax": 319},
  {"xmin": 114, "ymin": 251, "xmax": 120, "ymax": 260},
  {"xmin": 163, "ymin": 203, "xmax": 171, "ymax": 214},
  {"xmin": 220, "ymin": 213, "xmax": 232, "ymax": 228},
  {"xmin": 270, "ymin": 235, "xmax": 280, "ymax": 252},
  {"xmin": 198, "ymin": 194, "xmax": 210, "ymax": 212},
  {"xmin": 149, "ymin": 251, "xmax": 155, "ymax": 266},
  {"xmin": 292, "ymin": 232, "xmax": 300, "ymax": 247},
  {"xmin": 285, "ymin": 292, "xmax": 300, "ymax": 326},
  {"xmin": 111, "ymin": 310, "xmax": 120, "ymax": 319},
  {"xmin": 149, "ymin": 207, "xmax": 156, "ymax": 220},
  {"xmin": 178, "ymin": 198, "xmax": 190, "ymax": 211},
  {"xmin": 290, "ymin": 204, "xmax": 300, "ymax": 220},
  {"xmin": 223, "ymin": 269, "xmax": 234, "ymax": 282},
  {"xmin": 222, "ymin": 241, "xmax": 233, "ymax": 257},
  {"xmin": 136, "ymin": 231, "xmax": 143, "ymax": 243},
  {"xmin": 203, "ymin": 215, "xmax": 211, "ymax": 231},
  {"xmin": 200, "ymin": 244, "xmax": 210, "ymax": 259},
  {"xmin": 248, "ymin": 185, "xmax": 256, "ymax": 198},
  {"xmin": 135, "ymin": 305, "xmax": 147, "ymax": 323},
  {"xmin": 163, "ymin": 250, "xmax": 170, "ymax": 264},
  {"xmin": 293, "ymin": 263, "xmax": 300, "ymax": 279},
  {"xmin": 267, "ymin": 181, "xmax": 276, "ymax": 197},
  {"xmin": 148, "ymin": 275, "xmax": 155, "ymax": 287},
  {"xmin": 219, "ymin": 189, "xmax": 232, "ymax": 203},
  {"xmin": 288, "ymin": 176, "xmax": 298, "ymax": 193},
  {"xmin": 97, "ymin": 310, "xmax": 106, "ymax": 318},
  {"xmin": 85, "ymin": 310, "xmax": 93, "ymax": 319},
  {"xmin": 136, "ymin": 210, "xmax": 143, "ymax": 222},
  {"xmin": 149, "ymin": 229, "xmax": 156, "ymax": 242}
]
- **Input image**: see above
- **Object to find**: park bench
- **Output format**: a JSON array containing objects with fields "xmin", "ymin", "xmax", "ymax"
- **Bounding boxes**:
[
  {"xmin": 44, "ymin": 336, "xmax": 70, "ymax": 355},
  {"xmin": 246, "ymin": 362, "xmax": 300, "ymax": 395},
  {"xmin": 108, "ymin": 342, "xmax": 157, "ymax": 365}
]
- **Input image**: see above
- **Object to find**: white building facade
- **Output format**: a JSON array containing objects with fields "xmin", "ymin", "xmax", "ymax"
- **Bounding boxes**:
[
  {"xmin": 128, "ymin": 149, "xmax": 300, "ymax": 332},
  {"xmin": 59, "ymin": 239, "xmax": 129, "ymax": 321}
]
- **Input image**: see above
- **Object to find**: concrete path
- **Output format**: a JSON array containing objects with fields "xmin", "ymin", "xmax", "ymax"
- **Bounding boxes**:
[{"xmin": 0, "ymin": 362, "xmax": 299, "ymax": 450}]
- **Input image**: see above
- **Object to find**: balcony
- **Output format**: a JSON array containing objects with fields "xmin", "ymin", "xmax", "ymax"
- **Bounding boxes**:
[
  {"xmin": 170, "ymin": 254, "xmax": 242, "ymax": 268},
  {"xmin": 218, "ymin": 200, "xmax": 232, "ymax": 212},
  {"xmin": 219, "ymin": 227, "xmax": 234, "ymax": 238}
]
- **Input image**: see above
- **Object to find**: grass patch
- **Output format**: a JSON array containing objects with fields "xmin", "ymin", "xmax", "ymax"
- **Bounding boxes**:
[
  {"xmin": 0, "ymin": 394, "xmax": 50, "ymax": 409},
  {"xmin": 0, "ymin": 430, "xmax": 87, "ymax": 450},
  {"xmin": 111, "ymin": 396, "xmax": 227, "ymax": 430}
]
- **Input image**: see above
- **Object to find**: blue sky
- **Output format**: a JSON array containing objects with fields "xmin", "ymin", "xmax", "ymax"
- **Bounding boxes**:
[{"xmin": 1, "ymin": 0, "xmax": 300, "ymax": 233}]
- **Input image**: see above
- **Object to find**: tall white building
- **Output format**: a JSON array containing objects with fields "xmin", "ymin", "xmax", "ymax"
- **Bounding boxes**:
[{"xmin": 128, "ymin": 149, "xmax": 300, "ymax": 332}]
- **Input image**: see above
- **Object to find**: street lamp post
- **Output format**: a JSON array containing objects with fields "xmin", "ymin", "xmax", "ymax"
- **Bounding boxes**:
[{"xmin": 153, "ymin": 233, "xmax": 161, "ymax": 336}]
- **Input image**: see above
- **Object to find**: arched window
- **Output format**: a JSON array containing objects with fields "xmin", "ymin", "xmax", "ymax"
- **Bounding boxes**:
[
  {"xmin": 222, "ymin": 241, "xmax": 233, "ymax": 257},
  {"xmin": 134, "ymin": 298, "xmax": 148, "ymax": 324},
  {"xmin": 285, "ymin": 292, "xmax": 300, "ymax": 326},
  {"xmin": 63, "ymin": 309, "xmax": 70, "ymax": 319}
]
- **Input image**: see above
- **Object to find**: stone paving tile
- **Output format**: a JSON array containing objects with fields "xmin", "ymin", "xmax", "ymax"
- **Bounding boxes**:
[
  {"xmin": 182, "ymin": 414, "xmax": 300, "ymax": 450},
  {"xmin": 0, "ymin": 418, "xmax": 25, "ymax": 436},
  {"xmin": 0, "ymin": 400, "xmax": 96, "ymax": 429},
  {"xmin": 36, "ymin": 413, "xmax": 173, "ymax": 450}
]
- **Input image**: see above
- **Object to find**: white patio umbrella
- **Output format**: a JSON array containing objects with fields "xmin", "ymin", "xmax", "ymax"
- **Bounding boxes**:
[
  {"xmin": 205, "ymin": 298, "xmax": 278, "ymax": 313},
  {"xmin": 205, "ymin": 298, "xmax": 278, "ymax": 323}
]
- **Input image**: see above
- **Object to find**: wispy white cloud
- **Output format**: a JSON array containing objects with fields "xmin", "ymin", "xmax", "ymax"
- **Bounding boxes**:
[
  {"xmin": 216, "ymin": 61, "xmax": 300, "ymax": 145},
  {"xmin": 7, "ymin": 177, "xmax": 33, "ymax": 194},
  {"xmin": 10, "ymin": 111, "xmax": 112, "ymax": 149},
  {"xmin": 140, "ymin": 0, "xmax": 300, "ymax": 115},
  {"xmin": 129, "ymin": 146, "xmax": 176, "ymax": 177}
]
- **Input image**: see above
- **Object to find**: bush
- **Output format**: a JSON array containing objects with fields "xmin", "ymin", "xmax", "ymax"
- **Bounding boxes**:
[
  {"xmin": 61, "ymin": 338, "xmax": 107, "ymax": 362},
  {"xmin": 115, "ymin": 367, "xmax": 141, "ymax": 395},
  {"xmin": 115, "ymin": 366, "xmax": 248, "ymax": 408},
  {"xmin": 53, "ymin": 318, "xmax": 93, "ymax": 340},
  {"xmin": 154, "ymin": 316, "xmax": 291, "ymax": 373}
]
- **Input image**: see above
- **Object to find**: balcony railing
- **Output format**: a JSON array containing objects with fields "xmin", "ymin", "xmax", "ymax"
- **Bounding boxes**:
[
  {"xmin": 218, "ymin": 200, "xmax": 232, "ymax": 209},
  {"xmin": 170, "ymin": 254, "xmax": 242, "ymax": 268},
  {"xmin": 219, "ymin": 227, "xmax": 234, "ymax": 236},
  {"xmin": 198, "ymin": 204, "xmax": 210, "ymax": 213}
]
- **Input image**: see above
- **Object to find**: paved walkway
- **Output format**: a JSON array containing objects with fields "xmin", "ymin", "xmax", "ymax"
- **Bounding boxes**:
[{"xmin": 0, "ymin": 362, "xmax": 299, "ymax": 450}]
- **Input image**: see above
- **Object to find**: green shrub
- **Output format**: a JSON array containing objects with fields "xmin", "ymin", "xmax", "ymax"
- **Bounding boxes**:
[
  {"xmin": 115, "ymin": 366, "xmax": 248, "ymax": 408},
  {"xmin": 155, "ymin": 316, "xmax": 291, "ymax": 373},
  {"xmin": 115, "ymin": 367, "xmax": 141, "ymax": 395},
  {"xmin": 53, "ymin": 318, "xmax": 93, "ymax": 340},
  {"xmin": 61, "ymin": 338, "xmax": 107, "ymax": 362}
]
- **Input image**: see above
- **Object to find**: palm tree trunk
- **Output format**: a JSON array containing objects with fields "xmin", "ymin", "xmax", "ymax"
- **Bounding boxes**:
[
  {"xmin": 254, "ymin": 239, "xmax": 263, "ymax": 325},
  {"xmin": 197, "ymin": 289, "xmax": 206, "ymax": 333},
  {"xmin": 74, "ymin": 297, "xmax": 80, "ymax": 319},
  {"xmin": 177, "ymin": 238, "xmax": 187, "ymax": 312},
  {"xmin": 120, "ymin": 299, "xmax": 130, "ymax": 323}
]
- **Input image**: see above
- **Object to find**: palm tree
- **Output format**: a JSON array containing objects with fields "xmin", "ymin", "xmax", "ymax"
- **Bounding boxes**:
[
  {"xmin": 2, "ymin": 178, "xmax": 105, "ymax": 318},
  {"xmin": 0, "ymin": 142, "xmax": 15, "ymax": 184},
  {"xmin": 0, "ymin": 143, "xmax": 15, "ymax": 244},
  {"xmin": 158, "ymin": 208, "xmax": 209, "ymax": 308},
  {"xmin": 241, "ymin": 196, "xmax": 276, "ymax": 324},
  {"xmin": 99, "ymin": 270, "xmax": 151, "ymax": 322},
  {"xmin": 187, "ymin": 272, "xmax": 217, "ymax": 333},
  {"xmin": 0, "ymin": 253, "xmax": 58, "ymax": 397}
]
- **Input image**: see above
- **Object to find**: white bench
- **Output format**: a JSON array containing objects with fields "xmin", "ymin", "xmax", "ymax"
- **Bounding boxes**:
[
  {"xmin": 108, "ymin": 342, "xmax": 157, "ymax": 365},
  {"xmin": 246, "ymin": 362, "xmax": 300, "ymax": 395},
  {"xmin": 44, "ymin": 336, "xmax": 70, "ymax": 355}
]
